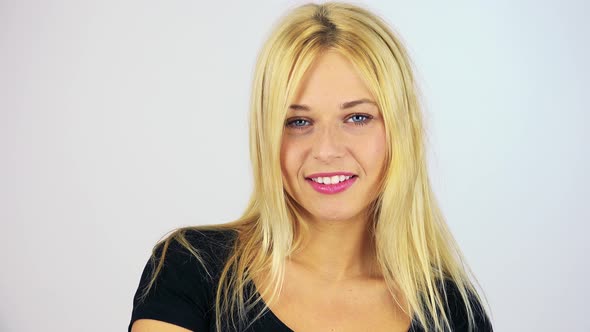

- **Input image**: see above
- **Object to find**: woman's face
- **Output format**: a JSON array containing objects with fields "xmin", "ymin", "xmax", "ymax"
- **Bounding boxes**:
[{"xmin": 280, "ymin": 51, "xmax": 387, "ymax": 224}]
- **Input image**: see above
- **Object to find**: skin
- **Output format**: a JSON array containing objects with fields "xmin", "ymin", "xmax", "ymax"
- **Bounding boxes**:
[
  {"xmin": 266, "ymin": 50, "xmax": 411, "ymax": 331},
  {"xmin": 131, "ymin": 319, "xmax": 191, "ymax": 332},
  {"xmin": 280, "ymin": 49, "xmax": 386, "ymax": 280},
  {"xmin": 132, "ymin": 51, "xmax": 410, "ymax": 332}
]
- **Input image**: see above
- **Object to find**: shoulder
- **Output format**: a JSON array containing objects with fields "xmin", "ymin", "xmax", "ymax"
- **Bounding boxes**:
[
  {"xmin": 164, "ymin": 227, "xmax": 238, "ymax": 255},
  {"xmin": 441, "ymin": 279, "xmax": 493, "ymax": 332},
  {"xmin": 409, "ymin": 279, "xmax": 493, "ymax": 332},
  {"xmin": 128, "ymin": 226, "xmax": 239, "ymax": 332},
  {"xmin": 155, "ymin": 227, "xmax": 239, "ymax": 277}
]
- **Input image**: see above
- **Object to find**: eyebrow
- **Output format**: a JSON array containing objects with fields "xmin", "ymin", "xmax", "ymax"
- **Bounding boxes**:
[{"xmin": 288, "ymin": 98, "xmax": 377, "ymax": 111}]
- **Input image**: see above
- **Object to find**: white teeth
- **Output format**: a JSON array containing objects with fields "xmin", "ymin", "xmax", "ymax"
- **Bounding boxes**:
[{"xmin": 311, "ymin": 175, "xmax": 353, "ymax": 184}]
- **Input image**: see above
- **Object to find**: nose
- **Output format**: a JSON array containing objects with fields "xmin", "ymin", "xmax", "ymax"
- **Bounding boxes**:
[{"xmin": 312, "ymin": 125, "xmax": 344, "ymax": 163}]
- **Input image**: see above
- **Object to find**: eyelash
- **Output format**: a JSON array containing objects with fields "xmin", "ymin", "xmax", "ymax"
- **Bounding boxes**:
[{"xmin": 285, "ymin": 113, "xmax": 373, "ymax": 130}]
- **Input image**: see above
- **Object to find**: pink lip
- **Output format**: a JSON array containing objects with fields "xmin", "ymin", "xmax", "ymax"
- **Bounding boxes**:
[
  {"xmin": 306, "ymin": 176, "xmax": 357, "ymax": 195},
  {"xmin": 306, "ymin": 172, "xmax": 356, "ymax": 178}
]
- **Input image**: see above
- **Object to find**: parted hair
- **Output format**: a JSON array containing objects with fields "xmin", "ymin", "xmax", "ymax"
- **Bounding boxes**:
[{"xmin": 140, "ymin": 2, "xmax": 490, "ymax": 331}]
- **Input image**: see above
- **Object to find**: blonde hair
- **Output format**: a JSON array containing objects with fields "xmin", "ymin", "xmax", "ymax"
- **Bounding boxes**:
[{"xmin": 141, "ymin": 2, "xmax": 490, "ymax": 331}]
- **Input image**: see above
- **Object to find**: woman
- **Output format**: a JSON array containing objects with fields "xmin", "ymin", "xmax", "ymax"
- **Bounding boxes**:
[{"xmin": 129, "ymin": 2, "xmax": 493, "ymax": 332}]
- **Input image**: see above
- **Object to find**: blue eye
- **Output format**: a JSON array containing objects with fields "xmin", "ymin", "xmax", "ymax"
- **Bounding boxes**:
[
  {"xmin": 285, "ymin": 114, "xmax": 372, "ymax": 130},
  {"xmin": 346, "ymin": 114, "xmax": 372, "ymax": 126},
  {"xmin": 286, "ymin": 118, "xmax": 311, "ymax": 129}
]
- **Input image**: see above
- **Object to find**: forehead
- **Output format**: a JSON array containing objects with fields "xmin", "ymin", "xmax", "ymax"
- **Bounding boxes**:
[{"xmin": 291, "ymin": 51, "xmax": 373, "ymax": 105}]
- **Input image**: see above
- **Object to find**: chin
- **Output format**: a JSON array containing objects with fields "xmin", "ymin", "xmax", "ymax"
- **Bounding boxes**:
[{"xmin": 308, "ymin": 208, "xmax": 360, "ymax": 223}]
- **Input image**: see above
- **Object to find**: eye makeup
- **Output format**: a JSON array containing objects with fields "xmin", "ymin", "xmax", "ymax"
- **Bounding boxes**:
[{"xmin": 285, "ymin": 113, "xmax": 374, "ymax": 131}]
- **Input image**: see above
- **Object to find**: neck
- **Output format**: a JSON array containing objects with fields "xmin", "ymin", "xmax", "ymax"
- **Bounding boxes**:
[{"xmin": 289, "ymin": 212, "xmax": 379, "ymax": 281}]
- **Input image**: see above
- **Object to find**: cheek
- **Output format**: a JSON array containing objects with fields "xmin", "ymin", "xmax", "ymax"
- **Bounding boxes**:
[
  {"xmin": 280, "ymin": 139, "xmax": 300, "ymax": 184},
  {"xmin": 365, "ymin": 127, "xmax": 387, "ymax": 171}
]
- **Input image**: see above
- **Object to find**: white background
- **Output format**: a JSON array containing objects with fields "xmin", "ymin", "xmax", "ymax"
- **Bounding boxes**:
[{"xmin": 1, "ymin": 0, "xmax": 588, "ymax": 331}]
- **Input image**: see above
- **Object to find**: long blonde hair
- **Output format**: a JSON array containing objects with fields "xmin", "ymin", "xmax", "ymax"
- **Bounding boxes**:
[{"xmin": 141, "ymin": 2, "xmax": 490, "ymax": 331}]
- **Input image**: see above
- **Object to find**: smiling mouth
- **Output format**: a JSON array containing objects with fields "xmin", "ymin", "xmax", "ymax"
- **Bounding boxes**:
[
  {"xmin": 304, "ymin": 173, "xmax": 358, "ymax": 194},
  {"xmin": 306, "ymin": 174, "xmax": 357, "ymax": 185}
]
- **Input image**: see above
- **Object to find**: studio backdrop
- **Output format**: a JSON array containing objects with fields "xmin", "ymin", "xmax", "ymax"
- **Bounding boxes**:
[{"xmin": 1, "ymin": 0, "xmax": 588, "ymax": 331}]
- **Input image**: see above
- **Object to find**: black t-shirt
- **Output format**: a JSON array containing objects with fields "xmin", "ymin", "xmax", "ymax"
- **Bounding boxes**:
[{"xmin": 128, "ymin": 229, "xmax": 492, "ymax": 331}]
